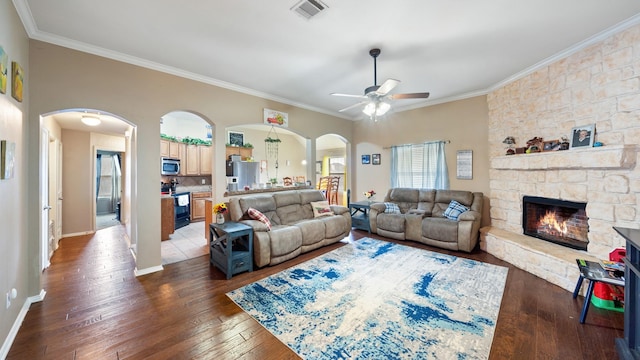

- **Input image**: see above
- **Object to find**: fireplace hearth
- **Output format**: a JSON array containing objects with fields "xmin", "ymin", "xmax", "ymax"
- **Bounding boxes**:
[{"xmin": 522, "ymin": 196, "xmax": 588, "ymax": 250}]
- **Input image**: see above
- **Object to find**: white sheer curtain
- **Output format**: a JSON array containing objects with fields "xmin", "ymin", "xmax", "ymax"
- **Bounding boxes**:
[{"xmin": 390, "ymin": 141, "xmax": 449, "ymax": 189}]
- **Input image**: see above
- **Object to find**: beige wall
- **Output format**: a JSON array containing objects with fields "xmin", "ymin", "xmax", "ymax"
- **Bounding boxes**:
[
  {"xmin": 61, "ymin": 130, "xmax": 126, "ymax": 235},
  {"xmin": 0, "ymin": 0, "xmax": 29, "ymax": 353},
  {"xmin": 352, "ymin": 96, "xmax": 491, "ymax": 224},
  {"xmin": 27, "ymin": 40, "xmax": 353, "ymax": 278}
]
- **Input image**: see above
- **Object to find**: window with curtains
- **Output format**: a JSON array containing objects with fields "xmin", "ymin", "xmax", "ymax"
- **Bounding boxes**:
[{"xmin": 390, "ymin": 141, "xmax": 450, "ymax": 189}]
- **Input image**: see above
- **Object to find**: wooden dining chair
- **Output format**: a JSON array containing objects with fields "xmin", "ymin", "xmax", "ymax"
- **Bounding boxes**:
[
  {"xmin": 317, "ymin": 176, "xmax": 331, "ymax": 199},
  {"xmin": 328, "ymin": 176, "xmax": 340, "ymax": 205}
]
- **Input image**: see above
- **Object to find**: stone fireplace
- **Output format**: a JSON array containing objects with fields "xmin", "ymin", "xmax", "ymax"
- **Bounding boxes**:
[
  {"xmin": 480, "ymin": 146, "xmax": 637, "ymax": 292},
  {"xmin": 522, "ymin": 196, "xmax": 588, "ymax": 251},
  {"xmin": 481, "ymin": 23, "xmax": 640, "ymax": 293}
]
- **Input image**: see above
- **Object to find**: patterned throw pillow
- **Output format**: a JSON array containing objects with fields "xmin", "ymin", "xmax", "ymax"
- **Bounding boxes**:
[
  {"xmin": 248, "ymin": 207, "xmax": 272, "ymax": 230},
  {"xmin": 310, "ymin": 201, "xmax": 334, "ymax": 218},
  {"xmin": 384, "ymin": 202, "xmax": 401, "ymax": 214},
  {"xmin": 443, "ymin": 200, "xmax": 470, "ymax": 220}
]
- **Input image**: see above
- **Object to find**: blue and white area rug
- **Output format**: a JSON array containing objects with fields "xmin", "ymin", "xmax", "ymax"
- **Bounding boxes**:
[{"xmin": 227, "ymin": 238, "xmax": 508, "ymax": 359}]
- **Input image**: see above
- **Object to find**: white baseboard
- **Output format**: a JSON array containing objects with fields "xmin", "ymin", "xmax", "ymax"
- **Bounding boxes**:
[
  {"xmin": 61, "ymin": 231, "xmax": 94, "ymax": 238},
  {"xmin": 0, "ymin": 289, "xmax": 46, "ymax": 359},
  {"xmin": 134, "ymin": 265, "xmax": 163, "ymax": 277}
]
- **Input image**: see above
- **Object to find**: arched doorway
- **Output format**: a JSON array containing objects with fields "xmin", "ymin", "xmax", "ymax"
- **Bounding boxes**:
[
  {"xmin": 159, "ymin": 110, "xmax": 214, "ymax": 264},
  {"xmin": 40, "ymin": 109, "xmax": 135, "ymax": 270},
  {"xmin": 316, "ymin": 134, "xmax": 348, "ymax": 206}
]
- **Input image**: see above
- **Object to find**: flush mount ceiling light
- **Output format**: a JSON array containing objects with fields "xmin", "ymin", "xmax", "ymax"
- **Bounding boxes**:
[{"xmin": 81, "ymin": 115, "xmax": 101, "ymax": 126}]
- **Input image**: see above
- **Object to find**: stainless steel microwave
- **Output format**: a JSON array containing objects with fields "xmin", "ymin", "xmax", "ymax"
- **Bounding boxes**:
[{"xmin": 161, "ymin": 157, "xmax": 180, "ymax": 175}]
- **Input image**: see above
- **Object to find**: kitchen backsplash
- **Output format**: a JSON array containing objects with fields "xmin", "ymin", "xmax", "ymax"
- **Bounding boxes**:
[{"xmin": 161, "ymin": 175, "xmax": 212, "ymax": 193}]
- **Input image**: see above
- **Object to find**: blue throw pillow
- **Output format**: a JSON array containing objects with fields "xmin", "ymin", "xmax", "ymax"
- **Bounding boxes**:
[
  {"xmin": 443, "ymin": 200, "xmax": 469, "ymax": 220},
  {"xmin": 384, "ymin": 202, "xmax": 401, "ymax": 214}
]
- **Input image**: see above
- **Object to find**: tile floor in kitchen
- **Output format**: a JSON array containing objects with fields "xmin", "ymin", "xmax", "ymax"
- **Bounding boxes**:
[
  {"xmin": 160, "ymin": 221, "xmax": 209, "ymax": 265},
  {"xmin": 96, "ymin": 213, "xmax": 208, "ymax": 265}
]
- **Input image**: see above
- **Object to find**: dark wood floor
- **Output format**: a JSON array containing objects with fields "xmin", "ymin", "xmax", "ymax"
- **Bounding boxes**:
[{"xmin": 8, "ymin": 225, "xmax": 624, "ymax": 359}]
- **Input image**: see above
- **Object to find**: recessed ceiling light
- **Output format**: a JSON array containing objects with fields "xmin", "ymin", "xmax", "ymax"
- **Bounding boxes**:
[{"xmin": 81, "ymin": 116, "xmax": 101, "ymax": 126}]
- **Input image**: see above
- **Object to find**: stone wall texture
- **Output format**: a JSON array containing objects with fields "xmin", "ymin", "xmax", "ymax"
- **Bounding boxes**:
[{"xmin": 484, "ymin": 23, "xmax": 640, "ymax": 290}]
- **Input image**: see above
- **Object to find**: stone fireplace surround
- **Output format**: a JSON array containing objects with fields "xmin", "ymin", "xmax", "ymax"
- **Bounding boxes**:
[
  {"xmin": 481, "ymin": 145, "xmax": 638, "ymax": 292},
  {"xmin": 481, "ymin": 23, "xmax": 640, "ymax": 293}
]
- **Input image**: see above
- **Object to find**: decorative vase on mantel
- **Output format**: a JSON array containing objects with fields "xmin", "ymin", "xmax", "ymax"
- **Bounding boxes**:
[{"xmin": 216, "ymin": 213, "xmax": 225, "ymax": 225}]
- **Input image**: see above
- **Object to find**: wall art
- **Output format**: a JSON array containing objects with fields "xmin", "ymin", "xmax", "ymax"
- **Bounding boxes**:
[
  {"xmin": 263, "ymin": 108, "xmax": 288, "ymax": 128},
  {"xmin": 372, "ymin": 153, "xmax": 381, "ymax": 165},
  {"xmin": 11, "ymin": 61, "xmax": 23, "ymax": 102},
  {"xmin": 0, "ymin": 46, "xmax": 7, "ymax": 94},
  {"xmin": 456, "ymin": 150, "xmax": 473, "ymax": 180},
  {"xmin": 361, "ymin": 154, "xmax": 370, "ymax": 164},
  {"xmin": 1, "ymin": 140, "xmax": 16, "ymax": 179},
  {"xmin": 227, "ymin": 130, "xmax": 244, "ymax": 147}
]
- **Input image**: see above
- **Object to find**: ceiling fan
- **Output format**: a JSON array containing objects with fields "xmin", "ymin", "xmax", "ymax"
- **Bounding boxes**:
[{"xmin": 331, "ymin": 48, "xmax": 430, "ymax": 120}]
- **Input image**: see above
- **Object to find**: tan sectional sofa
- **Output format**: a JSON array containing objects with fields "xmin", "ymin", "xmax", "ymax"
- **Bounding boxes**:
[
  {"xmin": 369, "ymin": 188, "xmax": 483, "ymax": 252},
  {"xmin": 228, "ymin": 189, "xmax": 351, "ymax": 267}
]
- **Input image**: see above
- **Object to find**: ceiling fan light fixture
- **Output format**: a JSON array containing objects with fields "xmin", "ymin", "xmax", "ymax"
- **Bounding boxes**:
[
  {"xmin": 362, "ymin": 101, "xmax": 390, "ymax": 117},
  {"xmin": 81, "ymin": 115, "xmax": 101, "ymax": 126}
]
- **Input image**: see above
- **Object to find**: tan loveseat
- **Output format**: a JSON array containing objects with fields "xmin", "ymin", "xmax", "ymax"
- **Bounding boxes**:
[
  {"xmin": 369, "ymin": 188, "xmax": 483, "ymax": 252},
  {"xmin": 228, "ymin": 189, "xmax": 351, "ymax": 267}
]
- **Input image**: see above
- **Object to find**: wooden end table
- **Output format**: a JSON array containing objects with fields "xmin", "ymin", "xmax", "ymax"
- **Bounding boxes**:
[{"xmin": 209, "ymin": 222, "xmax": 253, "ymax": 279}]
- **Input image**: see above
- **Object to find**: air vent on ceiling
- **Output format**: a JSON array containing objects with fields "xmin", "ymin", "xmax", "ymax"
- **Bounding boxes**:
[{"xmin": 291, "ymin": 0, "xmax": 327, "ymax": 20}]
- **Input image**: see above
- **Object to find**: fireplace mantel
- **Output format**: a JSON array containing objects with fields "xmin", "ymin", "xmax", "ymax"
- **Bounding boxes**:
[{"xmin": 492, "ymin": 145, "xmax": 637, "ymax": 170}]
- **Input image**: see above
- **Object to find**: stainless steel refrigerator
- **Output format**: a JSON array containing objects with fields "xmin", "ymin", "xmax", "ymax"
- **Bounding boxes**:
[{"xmin": 232, "ymin": 161, "xmax": 260, "ymax": 190}]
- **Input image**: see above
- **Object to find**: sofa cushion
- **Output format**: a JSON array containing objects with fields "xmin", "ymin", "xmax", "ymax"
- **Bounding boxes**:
[
  {"xmin": 388, "ymin": 188, "xmax": 420, "ymax": 213},
  {"xmin": 384, "ymin": 202, "xmax": 401, "ymax": 214},
  {"xmin": 432, "ymin": 190, "xmax": 474, "ymax": 217},
  {"xmin": 269, "ymin": 226, "xmax": 302, "ymax": 257},
  {"xmin": 310, "ymin": 200, "xmax": 334, "ymax": 218},
  {"xmin": 318, "ymin": 215, "xmax": 349, "ymax": 238},
  {"xmin": 377, "ymin": 213, "xmax": 406, "ymax": 233},
  {"xmin": 443, "ymin": 200, "xmax": 469, "ymax": 221},
  {"xmin": 294, "ymin": 219, "xmax": 326, "ymax": 245},
  {"xmin": 422, "ymin": 217, "xmax": 458, "ymax": 243},
  {"xmin": 248, "ymin": 207, "xmax": 272, "ymax": 230},
  {"xmin": 239, "ymin": 196, "xmax": 281, "ymax": 225}
]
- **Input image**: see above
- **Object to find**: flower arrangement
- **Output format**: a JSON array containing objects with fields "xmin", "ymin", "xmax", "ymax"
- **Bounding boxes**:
[
  {"xmin": 213, "ymin": 202, "xmax": 228, "ymax": 214},
  {"xmin": 363, "ymin": 190, "xmax": 376, "ymax": 199}
]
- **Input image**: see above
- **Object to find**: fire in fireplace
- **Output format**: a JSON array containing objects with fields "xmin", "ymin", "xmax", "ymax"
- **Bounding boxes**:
[{"xmin": 522, "ymin": 196, "xmax": 588, "ymax": 250}]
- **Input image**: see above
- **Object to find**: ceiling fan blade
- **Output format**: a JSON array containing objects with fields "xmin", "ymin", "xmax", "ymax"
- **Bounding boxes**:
[
  {"xmin": 331, "ymin": 92, "xmax": 367, "ymax": 99},
  {"xmin": 374, "ymin": 79, "xmax": 400, "ymax": 96},
  {"xmin": 338, "ymin": 101, "xmax": 368, "ymax": 112},
  {"xmin": 389, "ymin": 92, "xmax": 430, "ymax": 100}
]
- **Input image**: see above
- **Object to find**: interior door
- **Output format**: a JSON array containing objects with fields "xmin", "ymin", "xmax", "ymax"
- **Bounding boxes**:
[
  {"xmin": 40, "ymin": 128, "xmax": 51, "ymax": 271},
  {"xmin": 56, "ymin": 141, "xmax": 63, "ymax": 248}
]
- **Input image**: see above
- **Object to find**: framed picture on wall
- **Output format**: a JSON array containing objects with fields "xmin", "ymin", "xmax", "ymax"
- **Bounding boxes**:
[
  {"xmin": 456, "ymin": 150, "xmax": 473, "ymax": 180},
  {"xmin": 362, "ymin": 154, "xmax": 370, "ymax": 164},
  {"xmin": 227, "ymin": 131, "xmax": 244, "ymax": 147},
  {"xmin": 372, "ymin": 153, "xmax": 381, "ymax": 165},
  {"xmin": 11, "ymin": 61, "xmax": 24, "ymax": 102}
]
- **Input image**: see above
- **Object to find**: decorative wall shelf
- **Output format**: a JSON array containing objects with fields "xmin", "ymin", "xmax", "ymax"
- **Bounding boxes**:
[{"xmin": 491, "ymin": 145, "xmax": 638, "ymax": 171}]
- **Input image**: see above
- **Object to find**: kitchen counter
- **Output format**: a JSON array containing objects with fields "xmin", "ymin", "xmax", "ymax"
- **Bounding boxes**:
[{"xmin": 224, "ymin": 185, "xmax": 312, "ymax": 197}]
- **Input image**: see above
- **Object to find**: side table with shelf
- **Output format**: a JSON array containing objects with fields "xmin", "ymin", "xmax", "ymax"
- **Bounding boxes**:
[
  {"xmin": 209, "ymin": 222, "xmax": 253, "ymax": 279},
  {"xmin": 349, "ymin": 201, "xmax": 372, "ymax": 233}
]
